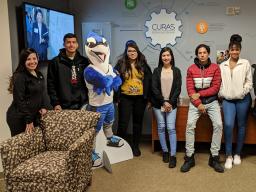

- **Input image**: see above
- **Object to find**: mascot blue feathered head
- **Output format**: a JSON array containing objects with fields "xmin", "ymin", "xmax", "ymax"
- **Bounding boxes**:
[{"xmin": 85, "ymin": 32, "xmax": 110, "ymax": 73}]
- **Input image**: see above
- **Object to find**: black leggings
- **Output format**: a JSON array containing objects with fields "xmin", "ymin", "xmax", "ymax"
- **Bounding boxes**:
[
  {"xmin": 117, "ymin": 95, "xmax": 147, "ymax": 147},
  {"xmin": 7, "ymin": 108, "xmax": 40, "ymax": 137},
  {"xmin": 7, "ymin": 115, "xmax": 26, "ymax": 137}
]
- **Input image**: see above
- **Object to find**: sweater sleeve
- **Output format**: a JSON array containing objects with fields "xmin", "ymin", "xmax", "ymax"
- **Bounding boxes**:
[
  {"xmin": 47, "ymin": 59, "xmax": 60, "ymax": 107},
  {"xmin": 198, "ymin": 65, "xmax": 221, "ymax": 97},
  {"xmin": 242, "ymin": 61, "xmax": 253, "ymax": 96},
  {"xmin": 152, "ymin": 69, "xmax": 164, "ymax": 105},
  {"xmin": 13, "ymin": 73, "xmax": 33, "ymax": 124},
  {"xmin": 41, "ymin": 76, "xmax": 49, "ymax": 109},
  {"xmin": 170, "ymin": 68, "xmax": 182, "ymax": 105},
  {"xmin": 186, "ymin": 67, "xmax": 201, "ymax": 107},
  {"xmin": 145, "ymin": 64, "xmax": 152, "ymax": 102},
  {"xmin": 113, "ymin": 62, "xmax": 122, "ymax": 102}
]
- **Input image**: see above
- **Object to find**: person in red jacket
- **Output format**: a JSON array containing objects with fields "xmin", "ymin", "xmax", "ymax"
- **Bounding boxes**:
[{"xmin": 180, "ymin": 44, "xmax": 224, "ymax": 173}]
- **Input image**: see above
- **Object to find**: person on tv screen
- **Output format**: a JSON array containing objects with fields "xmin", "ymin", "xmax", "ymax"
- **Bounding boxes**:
[
  {"xmin": 30, "ymin": 8, "xmax": 48, "ymax": 61},
  {"xmin": 47, "ymin": 33, "xmax": 89, "ymax": 110}
]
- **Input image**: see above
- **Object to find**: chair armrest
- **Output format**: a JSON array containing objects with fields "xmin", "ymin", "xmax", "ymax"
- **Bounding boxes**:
[
  {"xmin": 0, "ymin": 128, "xmax": 46, "ymax": 177},
  {"xmin": 67, "ymin": 127, "xmax": 95, "ymax": 165},
  {"xmin": 66, "ymin": 128, "xmax": 95, "ymax": 186}
]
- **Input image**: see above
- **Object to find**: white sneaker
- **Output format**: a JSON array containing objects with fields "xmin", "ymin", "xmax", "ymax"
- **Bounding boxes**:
[
  {"xmin": 233, "ymin": 155, "xmax": 241, "ymax": 165},
  {"xmin": 224, "ymin": 157, "xmax": 233, "ymax": 169}
]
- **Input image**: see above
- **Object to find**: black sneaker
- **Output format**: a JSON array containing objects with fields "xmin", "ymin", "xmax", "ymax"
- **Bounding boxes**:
[
  {"xmin": 162, "ymin": 152, "xmax": 169, "ymax": 163},
  {"xmin": 107, "ymin": 136, "xmax": 124, "ymax": 147},
  {"xmin": 169, "ymin": 156, "xmax": 176, "ymax": 168},
  {"xmin": 180, "ymin": 154, "xmax": 195, "ymax": 172},
  {"xmin": 132, "ymin": 147, "xmax": 141, "ymax": 157},
  {"xmin": 208, "ymin": 155, "xmax": 224, "ymax": 173}
]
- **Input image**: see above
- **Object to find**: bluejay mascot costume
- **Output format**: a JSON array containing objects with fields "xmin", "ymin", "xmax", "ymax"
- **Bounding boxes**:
[{"xmin": 84, "ymin": 32, "xmax": 124, "ymax": 167}]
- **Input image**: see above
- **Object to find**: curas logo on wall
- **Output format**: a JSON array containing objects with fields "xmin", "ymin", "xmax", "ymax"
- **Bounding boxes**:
[{"xmin": 145, "ymin": 9, "xmax": 182, "ymax": 48}]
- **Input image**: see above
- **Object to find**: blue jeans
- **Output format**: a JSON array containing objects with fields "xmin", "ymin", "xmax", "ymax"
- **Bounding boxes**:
[
  {"xmin": 86, "ymin": 103, "xmax": 114, "ymax": 132},
  {"xmin": 223, "ymin": 94, "xmax": 251, "ymax": 156},
  {"xmin": 153, "ymin": 108, "xmax": 177, "ymax": 156}
]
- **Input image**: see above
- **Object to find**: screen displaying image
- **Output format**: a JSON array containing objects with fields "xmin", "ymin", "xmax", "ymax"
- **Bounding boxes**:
[
  {"xmin": 216, "ymin": 50, "xmax": 225, "ymax": 64},
  {"xmin": 23, "ymin": 3, "xmax": 74, "ymax": 61}
]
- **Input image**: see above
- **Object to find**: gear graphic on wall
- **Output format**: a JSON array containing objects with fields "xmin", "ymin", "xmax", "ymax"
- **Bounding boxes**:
[{"xmin": 145, "ymin": 9, "xmax": 182, "ymax": 47}]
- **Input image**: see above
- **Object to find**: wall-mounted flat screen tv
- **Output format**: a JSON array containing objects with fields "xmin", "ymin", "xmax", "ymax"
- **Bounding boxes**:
[{"xmin": 23, "ymin": 2, "xmax": 75, "ymax": 61}]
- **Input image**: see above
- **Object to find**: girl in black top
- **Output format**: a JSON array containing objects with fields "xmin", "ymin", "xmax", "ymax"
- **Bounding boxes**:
[
  {"xmin": 151, "ymin": 47, "xmax": 182, "ymax": 168},
  {"xmin": 7, "ymin": 48, "xmax": 47, "ymax": 136},
  {"xmin": 115, "ymin": 40, "xmax": 152, "ymax": 156}
]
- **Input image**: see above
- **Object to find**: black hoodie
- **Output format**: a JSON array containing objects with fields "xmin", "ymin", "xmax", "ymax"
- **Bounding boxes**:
[{"xmin": 47, "ymin": 48, "xmax": 89, "ymax": 109}]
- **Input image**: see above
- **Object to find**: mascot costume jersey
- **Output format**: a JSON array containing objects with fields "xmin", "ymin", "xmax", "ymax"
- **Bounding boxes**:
[{"xmin": 84, "ymin": 32, "xmax": 124, "ymax": 167}]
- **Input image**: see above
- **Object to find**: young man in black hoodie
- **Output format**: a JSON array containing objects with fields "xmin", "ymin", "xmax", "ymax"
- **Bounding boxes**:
[{"xmin": 47, "ymin": 33, "xmax": 89, "ymax": 110}]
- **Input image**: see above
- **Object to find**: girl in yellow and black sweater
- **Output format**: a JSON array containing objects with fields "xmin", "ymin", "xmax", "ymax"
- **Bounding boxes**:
[{"xmin": 115, "ymin": 40, "xmax": 152, "ymax": 156}]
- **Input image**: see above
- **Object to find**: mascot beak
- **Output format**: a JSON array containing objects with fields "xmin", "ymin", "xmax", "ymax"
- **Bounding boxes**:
[{"xmin": 92, "ymin": 51, "xmax": 106, "ymax": 62}]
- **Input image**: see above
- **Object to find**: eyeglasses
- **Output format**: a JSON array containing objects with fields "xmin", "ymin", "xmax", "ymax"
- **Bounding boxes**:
[{"xmin": 127, "ymin": 50, "xmax": 137, "ymax": 53}]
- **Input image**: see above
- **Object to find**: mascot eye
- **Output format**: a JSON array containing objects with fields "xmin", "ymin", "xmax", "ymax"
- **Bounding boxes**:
[
  {"xmin": 98, "ymin": 42, "xmax": 108, "ymax": 46},
  {"xmin": 88, "ymin": 42, "xmax": 96, "ymax": 48}
]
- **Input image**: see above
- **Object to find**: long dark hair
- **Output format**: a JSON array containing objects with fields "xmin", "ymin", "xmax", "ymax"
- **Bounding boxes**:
[
  {"xmin": 158, "ymin": 47, "xmax": 175, "ymax": 68},
  {"xmin": 8, "ymin": 48, "xmax": 38, "ymax": 93},
  {"xmin": 34, "ymin": 8, "xmax": 43, "ymax": 21},
  {"xmin": 229, "ymin": 34, "xmax": 242, "ymax": 50},
  {"xmin": 117, "ymin": 41, "xmax": 147, "ymax": 78}
]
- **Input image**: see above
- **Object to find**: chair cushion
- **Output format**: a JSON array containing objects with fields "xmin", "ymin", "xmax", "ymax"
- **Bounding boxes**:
[
  {"xmin": 40, "ymin": 110, "xmax": 100, "ymax": 151},
  {"xmin": 11, "ymin": 151, "xmax": 68, "ymax": 183}
]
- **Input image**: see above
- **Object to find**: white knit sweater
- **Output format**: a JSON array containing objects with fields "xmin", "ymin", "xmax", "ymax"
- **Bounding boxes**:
[{"xmin": 219, "ymin": 58, "xmax": 252, "ymax": 100}]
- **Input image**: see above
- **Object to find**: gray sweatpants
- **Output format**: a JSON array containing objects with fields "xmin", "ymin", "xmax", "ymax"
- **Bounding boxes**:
[{"xmin": 185, "ymin": 100, "xmax": 223, "ymax": 157}]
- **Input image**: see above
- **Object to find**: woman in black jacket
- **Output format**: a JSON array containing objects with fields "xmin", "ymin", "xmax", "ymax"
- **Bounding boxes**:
[
  {"xmin": 151, "ymin": 47, "xmax": 182, "ymax": 168},
  {"xmin": 115, "ymin": 40, "xmax": 152, "ymax": 156},
  {"xmin": 7, "ymin": 48, "xmax": 48, "ymax": 136}
]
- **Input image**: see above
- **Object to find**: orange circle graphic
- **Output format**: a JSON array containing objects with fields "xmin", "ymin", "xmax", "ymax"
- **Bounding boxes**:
[{"xmin": 196, "ymin": 20, "xmax": 208, "ymax": 34}]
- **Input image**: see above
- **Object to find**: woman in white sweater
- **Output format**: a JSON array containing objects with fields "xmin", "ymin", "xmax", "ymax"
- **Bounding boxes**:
[{"xmin": 219, "ymin": 34, "xmax": 252, "ymax": 169}]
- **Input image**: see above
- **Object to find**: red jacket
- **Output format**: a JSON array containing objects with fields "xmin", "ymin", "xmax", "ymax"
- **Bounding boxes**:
[{"xmin": 186, "ymin": 58, "xmax": 221, "ymax": 107}]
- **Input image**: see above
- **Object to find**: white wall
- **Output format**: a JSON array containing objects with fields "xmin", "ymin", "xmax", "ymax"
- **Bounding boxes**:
[
  {"xmin": 0, "ymin": 0, "xmax": 13, "ymax": 172},
  {"xmin": 69, "ymin": 0, "xmax": 256, "ymax": 134},
  {"xmin": 70, "ymin": 0, "xmax": 256, "ymax": 96}
]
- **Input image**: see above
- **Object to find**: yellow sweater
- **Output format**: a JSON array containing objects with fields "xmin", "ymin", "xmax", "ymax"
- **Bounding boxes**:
[{"xmin": 121, "ymin": 67, "xmax": 144, "ymax": 95}]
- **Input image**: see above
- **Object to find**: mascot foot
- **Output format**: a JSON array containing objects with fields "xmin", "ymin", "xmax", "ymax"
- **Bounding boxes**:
[
  {"xmin": 107, "ymin": 135, "xmax": 124, "ymax": 147},
  {"xmin": 92, "ymin": 151, "xmax": 102, "ymax": 167}
]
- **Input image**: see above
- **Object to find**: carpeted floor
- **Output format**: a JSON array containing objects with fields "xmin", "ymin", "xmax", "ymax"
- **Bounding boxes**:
[
  {"xmin": 87, "ymin": 142, "xmax": 256, "ymax": 192},
  {"xmin": 1, "ymin": 142, "xmax": 256, "ymax": 192}
]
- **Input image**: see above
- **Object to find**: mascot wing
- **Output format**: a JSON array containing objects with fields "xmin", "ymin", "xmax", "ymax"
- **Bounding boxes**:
[{"xmin": 84, "ymin": 67, "xmax": 113, "ymax": 95}]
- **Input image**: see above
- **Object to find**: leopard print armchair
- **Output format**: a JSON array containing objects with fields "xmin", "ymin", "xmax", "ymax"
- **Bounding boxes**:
[{"xmin": 0, "ymin": 110, "xmax": 100, "ymax": 192}]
